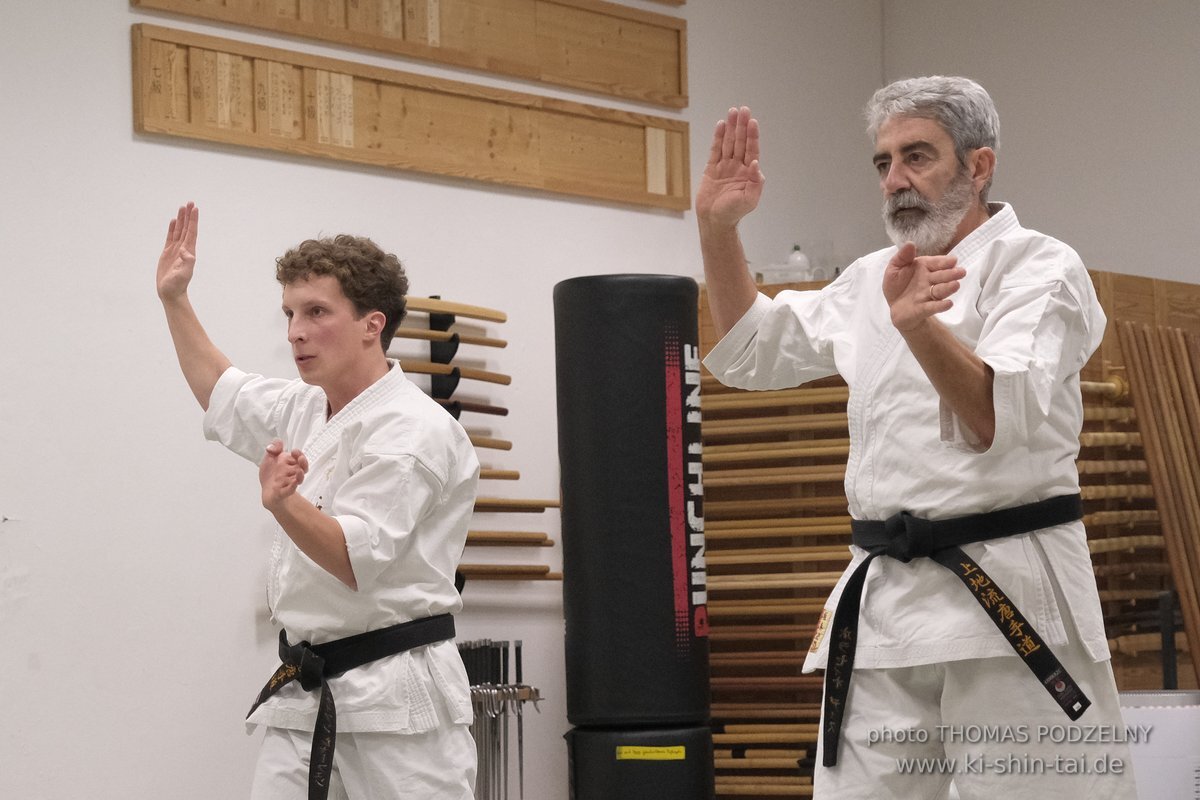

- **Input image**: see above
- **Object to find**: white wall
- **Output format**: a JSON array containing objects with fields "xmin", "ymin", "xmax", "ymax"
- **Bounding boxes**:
[
  {"xmin": 0, "ymin": 2, "xmax": 881, "ymax": 797},
  {"xmin": 882, "ymin": 0, "xmax": 1200, "ymax": 282},
  {"xmin": 7, "ymin": 1, "xmax": 1195, "ymax": 797}
]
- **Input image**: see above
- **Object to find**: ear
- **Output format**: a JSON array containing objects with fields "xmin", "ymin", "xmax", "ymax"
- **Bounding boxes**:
[
  {"xmin": 969, "ymin": 146, "xmax": 996, "ymax": 192},
  {"xmin": 362, "ymin": 310, "xmax": 387, "ymax": 342}
]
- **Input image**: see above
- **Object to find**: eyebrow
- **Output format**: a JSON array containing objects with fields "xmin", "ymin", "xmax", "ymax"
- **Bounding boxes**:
[{"xmin": 872, "ymin": 139, "xmax": 939, "ymax": 166}]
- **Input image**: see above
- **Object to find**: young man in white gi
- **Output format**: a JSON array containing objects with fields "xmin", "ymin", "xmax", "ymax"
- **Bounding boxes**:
[
  {"xmin": 697, "ymin": 78, "xmax": 1138, "ymax": 799},
  {"xmin": 156, "ymin": 202, "xmax": 478, "ymax": 799}
]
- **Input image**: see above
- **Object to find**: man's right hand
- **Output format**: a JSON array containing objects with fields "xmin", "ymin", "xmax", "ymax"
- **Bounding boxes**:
[
  {"xmin": 696, "ymin": 106, "xmax": 765, "ymax": 231},
  {"xmin": 155, "ymin": 201, "xmax": 231, "ymax": 411},
  {"xmin": 157, "ymin": 202, "xmax": 198, "ymax": 301}
]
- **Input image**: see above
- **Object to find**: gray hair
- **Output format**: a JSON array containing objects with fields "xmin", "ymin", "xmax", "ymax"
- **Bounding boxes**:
[{"xmin": 865, "ymin": 76, "xmax": 1000, "ymax": 189}]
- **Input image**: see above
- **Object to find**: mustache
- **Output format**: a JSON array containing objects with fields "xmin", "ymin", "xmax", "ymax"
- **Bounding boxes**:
[{"xmin": 884, "ymin": 189, "xmax": 933, "ymax": 217}]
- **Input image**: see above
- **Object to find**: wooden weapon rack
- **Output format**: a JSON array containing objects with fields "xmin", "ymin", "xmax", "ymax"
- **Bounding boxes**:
[
  {"xmin": 698, "ymin": 270, "xmax": 1200, "ymax": 798},
  {"xmin": 393, "ymin": 296, "xmax": 561, "ymax": 583}
]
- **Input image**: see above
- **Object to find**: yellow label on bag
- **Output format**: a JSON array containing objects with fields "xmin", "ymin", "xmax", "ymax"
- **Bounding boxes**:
[{"xmin": 615, "ymin": 745, "xmax": 686, "ymax": 761}]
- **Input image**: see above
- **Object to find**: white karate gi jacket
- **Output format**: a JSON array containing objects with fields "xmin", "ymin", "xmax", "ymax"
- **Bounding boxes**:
[
  {"xmin": 704, "ymin": 204, "xmax": 1111, "ymax": 673},
  {"xmin": 204, "ymin": 361, "xmax": 478, "ymax": 733}
]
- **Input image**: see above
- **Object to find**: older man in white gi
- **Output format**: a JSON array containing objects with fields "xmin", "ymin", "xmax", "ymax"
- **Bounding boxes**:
[
  {"xmin": 156, "ymin": 203, "xmax": 478, "ymax": 799},
  {"xmin": 696, "ymin": 77, "xmax": 1138, "ymax": 799}
]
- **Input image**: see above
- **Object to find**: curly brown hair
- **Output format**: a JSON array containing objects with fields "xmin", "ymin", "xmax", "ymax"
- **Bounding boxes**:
[{"xmin": 275, "ymin": 235, "xmax": 408, "ymax": 352}]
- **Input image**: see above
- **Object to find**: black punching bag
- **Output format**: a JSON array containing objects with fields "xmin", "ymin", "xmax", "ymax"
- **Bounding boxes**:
[
  {"xmin": 566, "ymin": 725, "xmax": 715, "ymax": 798},
  {"xmin": 554, "ymin": 274, "xmax": 709, "ymax": 727}
]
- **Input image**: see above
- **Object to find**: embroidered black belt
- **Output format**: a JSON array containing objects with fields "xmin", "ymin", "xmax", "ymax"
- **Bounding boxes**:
[
  {"xmin": 821, "ymin": 493, "xmax": 1090, "ymax": 767},
  {"xmin": 247, "ymin": 613, "xmax": 456, "ymax": 800}
]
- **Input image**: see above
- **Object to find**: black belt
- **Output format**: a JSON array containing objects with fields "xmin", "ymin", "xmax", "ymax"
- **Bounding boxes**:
[
  {"xmin": 247, "ymin": 613, "xmax": 456, "ymax": 800},
  {"xmin": 821, "ymin": 494, "xmax": 1090, "ymax": 767}
]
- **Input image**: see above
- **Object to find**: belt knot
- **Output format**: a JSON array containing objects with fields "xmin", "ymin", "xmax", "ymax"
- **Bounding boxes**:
[
  {"xmin": 279, "ymin": 635, "xmax": 326, "ymax": 692},
  {"xmin": 882, "ymin": 510, "xmax": 936, "ymax": 563}
]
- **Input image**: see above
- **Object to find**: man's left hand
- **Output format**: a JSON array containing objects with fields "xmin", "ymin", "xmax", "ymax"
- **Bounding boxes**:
[
  {"xmin": 259, "ymin": 439, "xmax": 309, "ymax": 511},
  {"xmin": 883, "ymin": 242, "xmax": 966, "ymax": 332}
]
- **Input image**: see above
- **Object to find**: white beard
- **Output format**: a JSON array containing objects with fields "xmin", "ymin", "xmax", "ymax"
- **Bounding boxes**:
[{"xmin": 882, "ymin": 170, "xmax": 976, "ymax": 255}]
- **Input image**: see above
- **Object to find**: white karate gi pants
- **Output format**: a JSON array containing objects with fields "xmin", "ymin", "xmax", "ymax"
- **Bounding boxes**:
[
  {"xmin": 250, "ymin": 723, "xmax": 476, "ymax": 799},
  {"xmin": 813, "ymin": 578, "xmax": 1139, "ymax": 799}
]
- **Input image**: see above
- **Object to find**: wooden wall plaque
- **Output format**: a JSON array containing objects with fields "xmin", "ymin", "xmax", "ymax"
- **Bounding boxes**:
[
  {"xmin": 132, "ymin": 24, "xmax": 690, "ymax": 209},
  {"xmin": 131, "ymin": 0, "xmax": 688, "ymax": 108}
]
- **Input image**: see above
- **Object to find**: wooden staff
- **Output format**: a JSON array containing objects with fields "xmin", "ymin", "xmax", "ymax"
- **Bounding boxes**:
[
  {"xmin": 466, "ymin": 530, "xmax": 552, "ymax": 547},
  {"xmin": 709, "ymin": 515, "xmax": 851, "ymax": 530},
  {"xmin": 703, "ymin": 438, "xmax": 851, "ymax": 465},
  {"xmin": 706, "ymin": 496, "xmax": 851, "ymax": 517},
  {"xmin": 707, "ymin": 546, "xmax": 849, "ymax": 567},
  {"xmin": 708, "ymin": 599, "xmax": 827, "ymax": 616},
  {"xmin": 1191, "ymin": 330, "xmax": 1200, "ymax": 395},
  {"xmin": 1078, "ymin": 431, "xmax": 1142, "ymax": 447},
  {"xmin": 1091, "ymin": 562, "xmax": 1169, "ymax": 578},
  {"xmin": 1080, "ymin": 376, "xmax": 1129, "ymax": 399},
  {"xmin": 714, "ymin": 702, "xmax": 820, "ymax": 716},
  {"xmin": 705, "ymin": 681, "xmax": 820, "ymax": 690},
  {"xmin": 709, "ymin": 572, "xmax": 843, "ymax": 592},
  {"xmin": 1166, "ymin": 328, "xmax": 1200, "ymax": 547},
  {"xmin": 705, "ymin": 526, "xmax": 852, "ymax": 540},
  {"xmin": 713, "ymin": 731, "xmax": 818, "ymax": 744},
  {"xmin": 713, "ymin": 783, "xmax": 814, "ymax": 798},
  {"xmin": 469, "ymin": 435, "xmax": 512, "ymax": 451},
  {"xmin": 713, "ymin": 703, "xmax": 820, "ymax": 720},
  {"xmin": 1156, "ymin": 326, "xmax": 1200, "ymax": 668},
  {"xmin": 714, "ymin": 781, "xmax": 813, "ymax": 797},
  {"xmin": 401, "ymin": 359, "xmax": 512, "ymax": 385},
  {"xmin": 720, "ymin": 724, "xmax": 821, "ymax": 735},
  {"xmin": 715, "ymin": 747, "xmax": 810, "ymax": 759},
  {"xmin": 1122, "ymin": 321, "xmax": 1200, "ymax": 685},
  {"xmin": 711, "ymin": 652, "xmax": 808, "ymax": 667},
  {"xmin": 456, "ymin": 564, "xmax": 562, "ymax": 580},
  {"xmin": 709, "ymin": 624, "xmax": 815, "ymax": 641},
  {"xmin": 704, "ymin": 465, "xmax": 845, "ymax": 488},
  {"xmin": 436, "ymin": 398, "xmax": 509, "ymax": 416},
  {"xmin": 1086, "ymin": 534, "xmax": 1163, "ymax": 554},
  {"xmin": 406, "ymin": 296, "xmax": 506, "ymax": 322},
  {"xmin": 1098, "ymin": 588, "xmax": 1173, "ymax": 602},
  {"xmin": 713, "ymin": 732, "xmax": 816, "ymax": 745},
  {"xmin": 714, "ymin": 757, "xmax": 807, "ymax": 770},
  {"xmin": 1083, "ymin": 510, "xmax": 1159, "ymax": 527},
  {"xmin": 479, "ymin": 469, "xmax": 519, "ymax": 480},
  {"xmin": 1083, "ymin": 406, "xmax": 1136, "ymax": 422},
  {"xmin": 701, "ymin": 386, "xmax": 850, "ymax": 411},
  {"xmin": 392, "ymin": 327, "xmax": 508, "ymax": 348},
  {"xmin": 1108, "ymin": 632, "xmax": 1189, "ymax": 656},
  {"xmin": 1076, "ymin": 459, "xmax": 1147, "ymax": 474},
  {"xmin": 702, "ymin": 413, "xmax": 849, "ymax": 437},
  {"xmin": 473, "ymin": 497, "xmax": 560, "ymax": 513},
  {"xmin": 1079, "ymin": 484, "xmax": 1155, "ymax": 500}
]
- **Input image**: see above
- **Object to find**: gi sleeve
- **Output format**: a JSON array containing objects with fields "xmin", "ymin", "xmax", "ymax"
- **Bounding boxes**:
[
  {"xmin": 945, "ymin": 252, "xmax": 1104, "ymax": 454},
  {"xmin": 330, "ymin": 451, "xmax": 446, "ymax": 592},
  {"xmin": 703, "ymin": 289, "xmax": 841, "ymax": 390},
  {"xmin": 202, "ymin": 367, "xmax": 294, "ymax": 464}
]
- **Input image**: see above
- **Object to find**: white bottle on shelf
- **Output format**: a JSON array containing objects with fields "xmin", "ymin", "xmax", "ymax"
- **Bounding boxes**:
[{"xmin": 787, "ymin": 244, "xmax": 812, "ymax": 277}]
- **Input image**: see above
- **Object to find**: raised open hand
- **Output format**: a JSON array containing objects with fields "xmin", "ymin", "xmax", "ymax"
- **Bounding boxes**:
[
  {"xmin": 156, "ymin": 202, "xmax": 199, "ymax": 301},
  {"xmin": 696, "ymin": 106, "xmax": 765, "ymax": 229}
]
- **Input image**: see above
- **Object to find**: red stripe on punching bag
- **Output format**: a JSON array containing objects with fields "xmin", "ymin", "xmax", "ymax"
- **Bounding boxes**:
[{"xmin": 664, "ymin": 329, "xmax": 690, "ymax": 654}]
